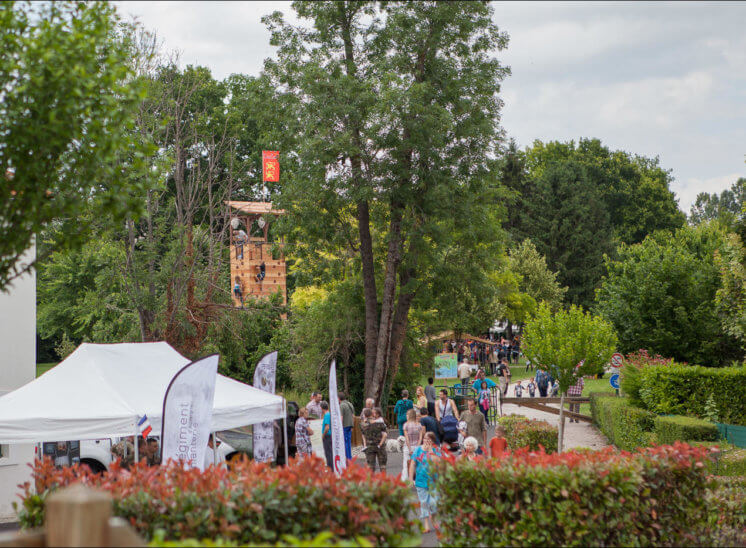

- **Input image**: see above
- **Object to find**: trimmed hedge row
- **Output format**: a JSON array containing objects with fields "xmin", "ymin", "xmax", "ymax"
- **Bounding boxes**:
[
  {"xmin": 434, "ymin": 443, "xmax": 715, "ymax": 547},
  {"xmin": 16, "ymin": 457, "xmax": 419, "ymax": 546},
  {"xmin": 639, "ymin": 364, "xmax": 746, "ymax": 425},
  {"xmin": 654, "ymin": 415, "xmax": 719, "ymax": 445},
  {"xmin": 590, "ymin": 393, "xmax": 655, "ymax": 450},
  {"xmin": 497, "ymin": 415, "xmax": 558, "ymax": 453}
]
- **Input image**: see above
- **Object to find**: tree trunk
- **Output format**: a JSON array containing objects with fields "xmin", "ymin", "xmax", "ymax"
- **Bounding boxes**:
[
  {"xmin": 558, "ymin": 391, "xmax": 566, "ymax": 453},
  {"xmin": 358, "ymin": 200, "xmax": 379, "ymax": 393},
  {"xmin": 386, "ymin": 266, "xmax": 417, "ymax": 386},
  {"xmin": 368, "ymin": 205, "xmax": 404, "ymax": 401}
]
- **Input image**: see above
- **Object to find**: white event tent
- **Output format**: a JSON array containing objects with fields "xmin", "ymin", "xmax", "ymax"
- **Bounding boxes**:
[{"xmin": 0, "ymin": 342, "xmax": 286, "ymax": 444}]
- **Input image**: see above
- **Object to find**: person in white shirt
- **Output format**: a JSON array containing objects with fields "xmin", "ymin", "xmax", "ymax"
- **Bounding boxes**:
[
  {"xmin": 204, "ymin": 434, "xmax": 225, "ymax": 469},
  {"xmin": 457, "ymin": 359, "xmax": 472, "ymax": 387}
]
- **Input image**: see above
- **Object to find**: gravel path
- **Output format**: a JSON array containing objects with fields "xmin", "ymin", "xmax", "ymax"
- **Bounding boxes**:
[{"xmin": 499, "ymin": 402, "xmax": 610, "ymax": 450}]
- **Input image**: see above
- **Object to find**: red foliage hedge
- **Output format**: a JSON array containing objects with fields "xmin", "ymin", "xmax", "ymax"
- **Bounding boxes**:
[
  {"xmin": 434, "ymin": 442, "xmax": 717, "ymax": 547},
  {"xmin": 15, "ymin": 457, "xmax": 419, "ymax": 546}
]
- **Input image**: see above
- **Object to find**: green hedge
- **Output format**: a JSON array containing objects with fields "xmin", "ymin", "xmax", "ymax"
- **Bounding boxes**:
[
  {"xmin": 434, "ymin": 444, "xmax": 714, "ymax": 546},
  {"xmin": 590, "ymin": 393, "xmax": 655, "ymax": 451},
  {"xmin": 654, "ymin": 415, "xmax": 718, "ymax": 445},
  {"xmin": 497, "ymin": 415, "xmax": 558, "ymax": 453},
  {"xmin": 639, "ymin": 365, "xmax": 746, "ymax": 425}
]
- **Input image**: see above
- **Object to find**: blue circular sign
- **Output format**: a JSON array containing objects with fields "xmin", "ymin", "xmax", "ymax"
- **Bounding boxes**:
[{"xmin": 609, "ymin": 373, "xmax": 620, "ymax": 390}]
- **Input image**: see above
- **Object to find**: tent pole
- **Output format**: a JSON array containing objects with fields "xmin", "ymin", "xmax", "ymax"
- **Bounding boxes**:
[
  {"xmin": 134, "ymin": 425, "xmax": 139, "ymax": 463},
  {"xmin": 282, "ymin": 399, "xmax": 289, "ymax": 466},
  {"xmin": 213, "ymin": 432, "xmax": 218, "ymax": 466}
]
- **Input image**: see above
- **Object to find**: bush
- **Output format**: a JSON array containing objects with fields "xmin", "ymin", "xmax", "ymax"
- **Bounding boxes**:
[
  {"xmin": 497, "ymin": 415, "xmax": 558, "ymax": 453},
  {"xmin": 16, "ymin": 457, "xmax": 419, "ymax": 546},
  {"xmin": 638, "ymin": 364, "xmax": 746, "ymax": 425},
  {"xmin": 702, "ymin": 478, "xmax": 746, "ymax": 546},
  {"xmin": 654, "ymin": 415, "xmax": 719, "ymax": 445},
  {"xmin": 148, "ymin": 531, "xmax": 378, "ymax": 547},
  {"xmin": 619, "ymin": 350, "xmax": 675, "ymax": 408},
  {"xmin": 590, "ymin": 393, "xmax": 655, "ymax": 451},
  {"xmin": 434, "ymin": 443, "xmax": 714, "ymax": 547}
]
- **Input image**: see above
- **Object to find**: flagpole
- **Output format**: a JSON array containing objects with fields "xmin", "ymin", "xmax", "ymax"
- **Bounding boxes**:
[
  {"xmin": 134, "ymin": 424, "xmax": 139, "ymax": 463},
  {"xmin": 282, "ymin": 398, "xmax": 289, "ymax": 465}
]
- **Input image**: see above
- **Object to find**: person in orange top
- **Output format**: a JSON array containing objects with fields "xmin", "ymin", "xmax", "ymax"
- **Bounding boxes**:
[{"xmin": 489, "ymin": 426, "xmax": 509, "ymax": 458}]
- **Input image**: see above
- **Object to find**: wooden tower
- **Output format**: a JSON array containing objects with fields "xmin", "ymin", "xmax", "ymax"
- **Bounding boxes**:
[{"xmin": 227, "ymin": 201, "xmax": 286, "ymax": 307}]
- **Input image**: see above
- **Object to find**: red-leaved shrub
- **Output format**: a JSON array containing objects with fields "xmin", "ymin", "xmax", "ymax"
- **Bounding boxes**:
[
  {"xmin": 15, "ymin": 457, "xmax": 418, "ymax": 546},
  {"xmin": 434, "ymin": 442, "xmax": 717, "ymax": 547}
]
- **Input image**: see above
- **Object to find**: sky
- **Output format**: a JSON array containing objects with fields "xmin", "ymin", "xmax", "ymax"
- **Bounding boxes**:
[{"xmin": 115, "ymin": 1, "xmax": 746, "ymax": 213}]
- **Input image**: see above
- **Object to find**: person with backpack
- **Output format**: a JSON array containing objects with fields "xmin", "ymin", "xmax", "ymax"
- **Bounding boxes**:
[
  {"xmin": 435, "ymin": 389, "xmax": 459, "ymax": 422},
  {"xmin": 535, "ymin": 367, "xmax": 550, "ymax": 398},
  {"xmin": 394, "ymin": 390, "xmax": 414, "ymax": 436}
]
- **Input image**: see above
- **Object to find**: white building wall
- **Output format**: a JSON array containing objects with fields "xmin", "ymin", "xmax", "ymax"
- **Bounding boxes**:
[{"xmin": 0, "ymin": 245, "xmax": 36, "ymax": 521}]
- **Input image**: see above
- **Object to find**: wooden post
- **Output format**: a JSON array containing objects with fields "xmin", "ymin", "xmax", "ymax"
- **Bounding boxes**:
[{"xmin": 46, "ymin": 484, "xmax": 111, "ymax": 547}]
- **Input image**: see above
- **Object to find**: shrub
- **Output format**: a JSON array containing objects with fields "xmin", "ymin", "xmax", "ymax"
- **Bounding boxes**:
[
  {"xmin": 619, "ymin": 350, "xmax": 674, "ymax": 408},
  {"xmin": 654, "ymin": 415, "xmax": 719, "ymax": 445},
  {"xmin": 590, "ymin": 393, "xmax": 655, "ymax": 451},
  {"xmin": 16, "ymin": 457, "xmax": 419, "ymax": 546},
  {"xmin": 638, "ymin": 364, "xmax": 746, "ymax": 425},
  {"xmin": 148, "ymin": 531, "xmax": 378, "ymax": 547},
  {"xmin": 434, "ymin": 443, "xmax": 714, "ymax": 547},
  {"xmin": 497, "ymin": 415, "xmax": 558, "ymax": 453},
  {"xmin": 701, "ymin": 478, "xmax": 746, "ymax": 546}
]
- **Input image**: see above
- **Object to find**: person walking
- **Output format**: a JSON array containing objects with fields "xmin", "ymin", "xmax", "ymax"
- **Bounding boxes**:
[
  {"xmin": 361, "ymin": 407, "xmax": 388, "ymax": 472},
  {"xmin": 403, "ymin": 408, "xmax": 424, "ymax": 470},
  {"xmin": 415, "ymin": 386, "xmax": 428, "ymax": 413},
  {"xmin": 306, "ymin": 392, "xmax": 323, "ymax": 419},
  {"xmin": 457, "ymin": 358, "xmax": 472, "ymax": 387},
  {"xmin": 477, "ymin": 380, "xmax": 491, "ymax": 425},
  {"xmin": 496, "ymin": 360, "xmax": 509, "ymax": 396},
  {"xmin": 394, "ymin": 390, "xmax": 414, "ymax": 437},
  {"xmin": 535, "ymin": 367, "xmax": 550, "ymax": 398},
  {"xmin": 339, "ymin": 391, "xmax": 355, "ymax": 460},
  {"xmin": 320, "ymin": 402, "xmax": 333, "ymax": 469},
  {"xmin": 489, "ymin": 426, "xmax": 509, "ymax": 458},
  {"xmin": 435, "ymin": 389, "xmax": 459, "ymax": 422},
  {"xmin": 408, "ymin": 432, "xmax": 442, "ymax": 534},
  {"xmin": 459, "ymin": 398, "xmax": 488, "ymax": 454},
  {"xmin": 424, "ymin": 378, "xmax": 437, "ymax": 418},
  {"xmin": 489, "ymin": 346, "xmax": 499, "ymax": 376},
  {"xmin": 567, "ymin": 374, "xmax": 585, "ymax": 422},
  {"xmin": 419, "ymin": 406, "xmax": 440, "ymax": 444},
  {"xmin": 294, "ymin": 407, "xmax": 314, "ymax": 458}
]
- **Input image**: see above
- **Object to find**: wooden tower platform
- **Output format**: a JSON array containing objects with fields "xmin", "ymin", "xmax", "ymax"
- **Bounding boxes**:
[{"xmin": 228, "ymin": 201, "xmax": 286, "ymax": 307}]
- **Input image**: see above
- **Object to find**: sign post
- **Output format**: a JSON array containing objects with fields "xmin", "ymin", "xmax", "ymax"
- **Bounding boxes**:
[
  {"xmin": 609, "ymin": 373, "xmax": 621, "ymax": 395},
  {"xmin": 434, "ymin": 353, "xmax": 458, "ymax": 379},
  {"xmin": 610, "ymin": 353, "xmax": 624, "ymax": 368}
]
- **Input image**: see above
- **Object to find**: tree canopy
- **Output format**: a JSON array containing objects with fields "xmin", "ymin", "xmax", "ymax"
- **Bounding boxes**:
[
  {"xmin": 0, "ymin": 1, "xmax": 153, "ymax": 289},
  {"xmin": 263, "ymin": 0, "xmax": 511, "ymax": 401},
  {"xmin": 595, "ymin": 223, "xmax": 742, "ymax": 366},
  {"xmin": 501, "ymin": 138, "xmax": 685, "ymax": 308}
]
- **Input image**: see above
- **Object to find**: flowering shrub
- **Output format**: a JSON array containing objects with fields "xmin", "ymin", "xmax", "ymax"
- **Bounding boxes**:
[
  {"xmin": 434, "ymin": 443, "xmax": 716, "ymax": 547},
  {"xmin": 703, "ymin": 478, "xmax": 746, "ymax": 546},
  {"xmin": 497, "ymin": 415, "xmax": 558, "ymax": 453},
  {"xmin": 619, "ymin": 350, "xmax": 674, "ymax": 408},
  {"xmin": 16, "ymin": 457, "xmax": 419, "ymax": 546}
]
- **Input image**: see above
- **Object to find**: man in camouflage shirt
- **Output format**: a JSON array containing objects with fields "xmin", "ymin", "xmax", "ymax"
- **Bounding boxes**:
[
  {"xmin": 111, "ymin": 436, "xmax": 135, "ymax": 468},
  {"xmin": 361, "ymin": 407, "xmax": 388, "ymax": 472}
]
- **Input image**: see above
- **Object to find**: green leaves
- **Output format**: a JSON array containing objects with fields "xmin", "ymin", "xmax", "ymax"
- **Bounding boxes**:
[
  {"xmin": 523, "ymin": 303, "xmax": 617, "ymax": 391},
  {"xmin": 0, "ymin": 1, "xmax": 155, "ymax": 289},
  {"xmin": 596, "ymin": 223, "xmax": 742, "ymax": 365}
]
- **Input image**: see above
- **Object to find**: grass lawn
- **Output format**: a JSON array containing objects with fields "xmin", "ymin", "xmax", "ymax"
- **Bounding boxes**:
[{"xmin": 36, "ymin": 362, "xmax": 57, "ymax": 377}]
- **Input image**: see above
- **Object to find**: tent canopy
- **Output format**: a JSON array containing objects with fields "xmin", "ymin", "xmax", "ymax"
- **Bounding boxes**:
[{"xmin": 0, "ymin": 342, "xmax": 285, "ymax": 444}]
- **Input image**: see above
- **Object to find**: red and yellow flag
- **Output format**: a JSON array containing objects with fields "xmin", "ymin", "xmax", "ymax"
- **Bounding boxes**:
[{"xmin": 262, "ymin": 151, "xmax": 280, "ymax": 183}]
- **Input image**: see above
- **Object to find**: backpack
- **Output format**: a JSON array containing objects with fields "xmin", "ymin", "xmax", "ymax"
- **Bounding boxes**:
[
  {"xmin": 537, "ymin": 371, "xmax": 548, "ymax": 390},
  {"xmin": 441, "ymin": 415, "xmax": 459, "ymax": 442}
]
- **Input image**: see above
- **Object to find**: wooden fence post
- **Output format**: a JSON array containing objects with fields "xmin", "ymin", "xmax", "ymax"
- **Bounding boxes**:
[{"xmin": 46, "ymin": 484, "xmax": 111, "ymax": 547}]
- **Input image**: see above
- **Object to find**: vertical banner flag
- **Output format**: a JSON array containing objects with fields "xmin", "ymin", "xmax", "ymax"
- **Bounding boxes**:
[
  {"xmin": 161, "ymin": 354, "xmax": 219, "ymax": 470},
  {"xmin": 262, "ymin": 151, "xmax": 280, "ymax": 183},
  {"xmin": 329, "ymin": 359, "xmax": 347, "ymax": 475},
  {"xmin": 252, "ymin": 351, "xmax": 278, "ymax": 463}
]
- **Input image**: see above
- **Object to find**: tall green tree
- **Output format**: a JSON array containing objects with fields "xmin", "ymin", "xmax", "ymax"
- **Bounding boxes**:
[
  {"xmin": 689, "ymin": 178, "xmax": 746, "ymax": 242},
  {"xmin": 507, "ymin": 238, "xmax": 567, "ymax": 313},
  {"xmin": 0, "ymin": 1, "xmax": 153, "ymax": 289},
  {"xmin": 595, "ymin": 223, "xmax": 742, "ymax": 366},
  {"xmin": 501, "ymin": 138, "xmax": 685, "ymax": 308},
  {"xmin": 522, "ymin": 304, "xmax": 617, "ymax": 452},
  {"xmin": 264, "ymin": 1, "xmax": 510, "ymax": 401}
]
